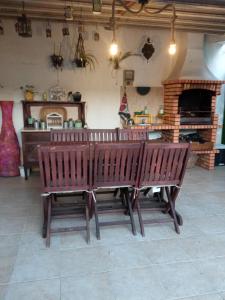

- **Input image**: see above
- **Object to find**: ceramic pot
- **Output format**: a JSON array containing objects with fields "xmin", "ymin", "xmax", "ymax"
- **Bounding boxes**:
[
  {"xmin": 73, "ymin": 92, "xmax": 81, "ymax": 102},
  {"xmin": 0, "ymin": 101, "xmax": 20, "ymax": 176}
]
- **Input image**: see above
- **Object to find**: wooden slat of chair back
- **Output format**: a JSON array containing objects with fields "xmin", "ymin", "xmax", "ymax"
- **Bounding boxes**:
[
  {"xmin": 87, "ymin": 129, "xmax": 118, "ymax": 142},
  {"xmin": 93, "ymin": 142, "xmax": 143, "ymax": 189},
  {"xmin": 139, "ymin": 143, "xmax": 190, "ymax": 188},
  {"xmin": 50, "ymin": 129, "xmax": 88, "ymax": 142},
  {"xmin": 118, "ymin": 129, "xmax": 148, "ymax": 141},
  {"xmin": 38, "ymin": 144, "xmax": 90, "ymax": 193}
]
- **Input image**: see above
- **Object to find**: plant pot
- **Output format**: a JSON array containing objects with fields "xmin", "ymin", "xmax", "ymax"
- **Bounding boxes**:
[
  {"xmin": 75, "ymin": 58, "xmax": 86, "ymax": 68},
  {"xmin": 51, "ymin": 54, "xmax": 63, "ymax": 69},
  {"xmin": 0, "ymin": 101, "xmax": 20, "ymax": 176}
]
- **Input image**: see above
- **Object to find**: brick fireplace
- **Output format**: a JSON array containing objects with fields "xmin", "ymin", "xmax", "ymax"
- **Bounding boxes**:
[{"xmin": 163, "ymin": 79, "xmax": 225, "ymax": 170}]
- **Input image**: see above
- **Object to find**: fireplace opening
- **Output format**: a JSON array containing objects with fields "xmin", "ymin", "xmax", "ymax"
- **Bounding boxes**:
[{"xmin": 179, "ymin": 89, "xmax": 215, "ymax": 125}]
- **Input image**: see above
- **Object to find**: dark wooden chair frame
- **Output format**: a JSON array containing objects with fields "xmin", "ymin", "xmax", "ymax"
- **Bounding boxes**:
[
  {"xmin": 90, "ymin": 142, "xmax": 144, "ymax": 239},
  {"xmin": 38, "ymin": 143, "xmax": 92, "ymax": 247},
  {"xmin": 132, "ymin": 142, "xmax": 190, "ymax": 236}
]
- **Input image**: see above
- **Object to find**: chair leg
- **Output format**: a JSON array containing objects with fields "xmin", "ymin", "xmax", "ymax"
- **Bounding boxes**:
[
  {"xmin": 42, "ymin": 196, "xmax": 48, "ymax": 238},
  {"xmin": 165, "ymin": 187, "xmax": 180, "ymax": 234},
  {"xmin": 136, "ymin": 200, "xmax": 145, "ymax": 237},
  {"xmin": 85, "ymin": 205, "xmax": 90, "ymax": 244},
  {"xmin": 125, "ymin": 189, "xmax": 136, "ymax": 236},
  {"xmin": 88, "ymin": 193, "xmax": 94, "ymax": 219},
  {"xmin": 46, "ymin": 195, "xmax": 52, "ymax": 247},
  {"xmin": 92, "ymin": 192, "xmax": 100, "ymax": 240}
]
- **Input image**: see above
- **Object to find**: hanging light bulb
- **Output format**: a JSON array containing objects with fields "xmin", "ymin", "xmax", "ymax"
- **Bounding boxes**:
[
  {"xmin": 168, "ymin": 6, "xmax": 177, "ymax": 55},
  {"xmin": 168, "ymin": 42, "xmax": 176, "ymax": 55},
  {"xmin": 109, "ymin": 0, "xmax": 118, "ymax": 57},
  {"xmin": 109, "ymin": 40, "xmax": 118, "ymax": 57}
]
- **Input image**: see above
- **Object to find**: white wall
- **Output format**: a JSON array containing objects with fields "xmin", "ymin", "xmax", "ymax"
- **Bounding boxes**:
[
  {"xmin": 205, "ymin": 35, "xmax": 225, "ymax": 144},
  {"xmin": 0, "ymin": 19, "xmax": 181, "ymax": 144}
]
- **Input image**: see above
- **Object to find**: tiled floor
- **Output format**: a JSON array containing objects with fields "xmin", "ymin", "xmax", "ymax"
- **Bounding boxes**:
[{"xmin": 0, "ymin": 166, "xmax": 225, "ymax": 300}]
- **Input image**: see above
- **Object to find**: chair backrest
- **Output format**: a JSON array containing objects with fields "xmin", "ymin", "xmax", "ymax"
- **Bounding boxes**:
[
  {"xmin": 50, "ymin": 129, "xmax": 88, "ymax": 142},
  {"xmin": 87, "ymin": 129, "xmax": 118, "ymax": 142},
  {"xmin": 139, "ymin": 142, "xmax": 190, "ymax": 188},
  {"xmin": 93, "ymin": 142, "xmax": 143, "ymax": 189},
  {"xmin": 38, "ymin": 143, "xmax": 90, "ymax": 193},
  {"xmin": 118, "ymin": 129, "xmax": 148, "ymax": 141}
]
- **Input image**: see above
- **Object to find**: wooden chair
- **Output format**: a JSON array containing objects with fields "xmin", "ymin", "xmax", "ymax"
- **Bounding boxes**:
[
  {"xmin": 38, "ymin": 143, "xmax": 92, "ymax": 247},
  {"xmin": 87, "ymin": 129, "xmax": 118, "ymax": 142},
  {"xmin": 118, "ymin": 128, "xmax": 148, "ymax": 141},
  {"xmin": 90, "ymin": 142, "xmax": 143, "ymax": 239},
  {"xmin": 133, "ymin": 142, "xmax": 190, "ymax": 236},
  {"xmin": 50, "ymin": 129, "xmax": 88, "ymax": 142}
]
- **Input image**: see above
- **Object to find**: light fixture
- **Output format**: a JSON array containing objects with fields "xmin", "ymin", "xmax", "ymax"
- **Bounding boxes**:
[
  {"xmin": 168, "ymin": 6, "xmax": 177, "ymax": 55},
  {"xmin": 15, "ymin": 2, "xmax": 32, "ymax": 38},
  {"xmin": 109, "ymin": 1, "xmax": 119, "ymax": 57},
  {"xmin": 92, "ymin": 0, "xmax": 102, "ymax": 15},
  {"xmin": 110, "ymin": 41, "xmax": 118, "ymax": 57},
  {"xmin": 168, "ymin": 43, "xmax": 176, "ymax": 55},
  {"xmin": 64, "ymin": 6, "xmax": 73, "ymax": 21},
  {"xmin": 109, "ymin": 1, "xmax": 177, "ymax": 57}
]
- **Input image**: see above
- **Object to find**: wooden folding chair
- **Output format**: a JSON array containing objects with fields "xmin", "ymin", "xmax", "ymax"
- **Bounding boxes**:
[
  {"xmin": 87, "ymin": 129, "xmax": 118, "ymax": 142},
  {"xmin": 90, "ymin": 142, "xmax": 143, "ymax": 239},
  {"xmin": 50, "ymin": 129, "xmax": 88, "ymax": 142},
  {"xmin": 38, "ymin": 143, "xmax": 92, "ymax": 247},
  {"xmin": 133, "ymin": 142, "xmax": 190, "ymax": 236}
]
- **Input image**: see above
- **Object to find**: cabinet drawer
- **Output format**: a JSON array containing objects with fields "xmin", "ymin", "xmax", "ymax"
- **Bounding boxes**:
[{"xmin": 22, "ymin": 131, "xmax": 50, "ymax": 142}]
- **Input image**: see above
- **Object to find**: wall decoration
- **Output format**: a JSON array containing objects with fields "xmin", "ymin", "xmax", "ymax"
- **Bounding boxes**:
[
  {"xmin": 62, "ymin": 23, "xmax": 70, "ymax": 36},
  {"xmin": 48, "ymin": 85, "xmax": 66, "ymax": 101},
  {"xmin": 20, "ymin": 85, "xmax": 35, "ymax": 101},
  {"xmin": 0, "ymin": 101, "xmax": 20, "ymax": 177},
  {"xmin": 123, "ymin": 70, "xmax": 135, "ymax": 86},
  {"xmin": 119, "ymin": 89, "xmax": 131, "ymax": 123},
  {"xmin": 0, "ymin": 20, "xmax": 4, "ymax": 35},
  {"xmin": 51, "ymin": 43, "xmax": 64, "ymax": 70},
  {"xmin": 15, "ymin": 2, "xmax": 32, "ymax": 38},
  {"xmin": 136, "ymin": 86, "xmax": 151, "ymax": 96},
  {"xmin": 72, "ymin": 33, "xmax": 96, "ymax": 70},
  {"xmin": 93, "ymin": 31, "xmax": 100, "ymax": 41},
  {"xmin": 141, "ymin": 38, "xmax": 155, "ymax": 62},
  {"xmin": 110, "ymin": 52, "xmax": 141, "ymax": 70},
  {"xmin": 46, "ymin": 21, "xmax": 51, "ymax": 38}
]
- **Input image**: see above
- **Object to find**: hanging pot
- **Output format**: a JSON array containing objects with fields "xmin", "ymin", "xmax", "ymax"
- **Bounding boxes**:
[{"xmin": 74, "ymin": 58, "xmax": 86, "ymax": 68}]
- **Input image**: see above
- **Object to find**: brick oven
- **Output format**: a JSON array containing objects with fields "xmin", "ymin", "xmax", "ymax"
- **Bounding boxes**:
[{"xmin": 163, "ymin": 80, "xmax": 224, "ymax": 170}]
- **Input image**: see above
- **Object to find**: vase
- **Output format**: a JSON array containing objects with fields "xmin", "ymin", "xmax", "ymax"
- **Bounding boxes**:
[{"xmin": 0, "ymin": 101, "xmax": 20, "ymax": 176}]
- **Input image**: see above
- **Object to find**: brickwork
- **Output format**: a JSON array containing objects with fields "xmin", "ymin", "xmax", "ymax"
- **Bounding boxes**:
[{"xmin": 163, "ymin": 79, "xmax": 225, "ymax": 170}]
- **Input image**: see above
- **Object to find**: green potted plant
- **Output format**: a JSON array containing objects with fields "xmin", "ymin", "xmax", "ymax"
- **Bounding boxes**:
[{"xmin": 72, "ymin": 33, "xmax": 96, "ymax": 70}]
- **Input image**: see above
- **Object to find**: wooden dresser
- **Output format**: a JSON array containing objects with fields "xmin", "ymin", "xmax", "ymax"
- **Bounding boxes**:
[{"xmin": 21, "ymin": 100, "xmax": 85, "ymax": 179}]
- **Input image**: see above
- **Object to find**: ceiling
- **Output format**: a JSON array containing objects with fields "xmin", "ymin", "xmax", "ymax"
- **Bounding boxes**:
[{"xmin": 1, "ymin": 0, "xmax": 225, "ymax": 34}]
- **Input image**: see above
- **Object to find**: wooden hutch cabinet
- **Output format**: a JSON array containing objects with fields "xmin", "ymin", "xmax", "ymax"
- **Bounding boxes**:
[{"xmin": 21, "ymin": 100, "xmax": 85, "ymax": 179}]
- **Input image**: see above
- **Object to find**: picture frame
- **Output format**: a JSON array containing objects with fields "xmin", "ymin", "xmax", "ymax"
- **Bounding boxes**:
[
  {"xmin": 123, "ymin": 69, "xmax": 135, "ymax": 86},
  {"xmin": 134, "ymin": 114, "xmax": 152, "ymax": 125}
]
